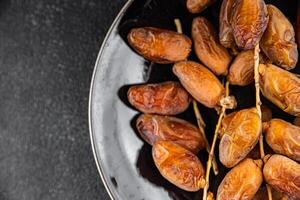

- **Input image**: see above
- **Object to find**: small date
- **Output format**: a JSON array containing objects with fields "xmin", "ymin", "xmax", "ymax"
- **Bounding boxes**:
[
  {"xmin": 128, "ymin": 27, "xmax": 192, "ymax": 64},
  {"xmin": 231, "ymin": 0, "xmax": 268, "ymax": 50},
  {"xmin": 187, "ymin": 0, "xmax": 214, "ymax": 14},
  {"xmin": 263, "ymin": 119, "xmax": 300, "ymax": 162},
  {"xmin": 173, "ymin": 61, "xmax": 225, "ymax": 108},
  {"xmin": 217, "ymin": 158, "xmax": 263, "ymax": 200},
  {"xmin": 152, "ymin": 140, "xmax": 206, "ymax": 191},
  {"xmin": 260, "ymin": 5, "xmax": 298, "ymax": 70},
  {"xmin": 218, "ymin": 108, "xmax": 261, "ymax": 168},
  {"xmin": 127, "ymin": 81, "xmax": 190, "ymax": 115},
  {"xmin": 263, "ymin": 154, "xmax": 300, "ymax": 199},
  {"xmin": 192, "ymin": 17, "xmax": 232, "ymax": 76},
  {"xmin": 136, "ymin": 114, "xmax": 205, "ymax": 153},
  {"xmin": 259, "ymin": 64, "xmax": 300, "ymax": 117}
]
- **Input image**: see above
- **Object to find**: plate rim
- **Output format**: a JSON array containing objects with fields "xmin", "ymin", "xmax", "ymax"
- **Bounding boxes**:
[{"xmin": 88, "ymin": 0, "xmax": 135, "ymax": 199}]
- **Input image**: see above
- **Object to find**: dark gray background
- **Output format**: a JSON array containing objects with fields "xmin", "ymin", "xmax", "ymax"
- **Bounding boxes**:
[{"xmin": 0, "ymin": 0, "xmax": 127, "ymax": 199}]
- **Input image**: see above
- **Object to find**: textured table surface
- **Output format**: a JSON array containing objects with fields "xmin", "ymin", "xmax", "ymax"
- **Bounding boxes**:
[{"xmin": 0, "ymin": 0, "xmax": 126, "ymax": 199}]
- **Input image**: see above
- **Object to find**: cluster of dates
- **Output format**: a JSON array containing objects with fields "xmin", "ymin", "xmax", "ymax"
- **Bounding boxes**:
[{"xmin": 125, "ymin": 0, "xmax": 300, "ymax": 199}]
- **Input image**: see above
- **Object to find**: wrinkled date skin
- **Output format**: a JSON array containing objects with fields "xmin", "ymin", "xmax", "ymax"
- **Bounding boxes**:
[
  {"xmin": 217, "ymin": 158, "xmax": 263, "ymax": 200},
  {"xmin": 231, "ymin": 0, "xmax": 269, "ymax": 50},
  {"xmin": 152, "ymin": 140, "xmax": 206, "ymax": 191},
  {"xmin": 259, "ymin": 64, "xmax": 300, "ymax": 117},
  {"xmin": 219, "ymin": 108, "xmax": 261, "ymax": 168},
  {"xmin": 263, "ymin": 119, "xmax": 300, "ymax": 162},
  {"xmin": 136, "ymin": 114, "xmax": 205, "ymax": 153},
  {"xmin": 127, "ymin": 27, "xmax": 192, "ymax": 64},
  {"xmin": 173, "ymin": 61, "xmax": 225, "ymax": 108},
  {"xmin": 228, "ymin": 50, "xmax": 254, "ymax": 86},
  {"xmin": 127, "ymin": 81, "xmax": 190, "ymax": 115},
  {"xmin": 260, "ymin": 5, "xmax": 298, "ymax": 70},
  {"xmin": 187, "ymin": 0, "xmax": 214, "ymax": 14},
  {"xmin": 264, "ymin": 154, "xmax": 300, "ymax": 199},
  {"xmin": 219, "ymin": 0, "xmax": 237, "ymax": 49},
  {"xmin": 192, "ymin": 17, "xmax": 231, "ymax": 76}
]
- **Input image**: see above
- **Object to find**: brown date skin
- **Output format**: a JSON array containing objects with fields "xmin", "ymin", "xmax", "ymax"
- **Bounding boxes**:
[
  {"xmin": 127, "ymin": 81, "xmax": 190, "ymax": 115},
  {"xmin": 259, "ymin": 64, "xmax": 300, "ymax": 117},
  {"xmin": 192, "ymin": 17, "xmax": 232, "ymax": 76},
  {"xmin": 260, "ymin": 5, "xmax": 298, "ymax": 70},
  {"xmin": 219, "ymin": 0, "xmax": 237, "ymax": 49},
  {"xmin": 228, "ymin": 50, "xmax": 254, "ymax": 86},
  {"xmin": 136, "ymin": 114, "xmax": 205, "ymax": 154},
  {"xmin": 173, "ymin": 61, "xmax": 225, "ymax": 108},
  {"xmin": 127, "ymin": 27, "xmax": 192, "ymax": 64},
  {"xmin": 264, "ymin": 154, "xmax": 300, "ymax": 200},
  {"xmin": 219, "ymin": 108, "xmax": 261, "ymax": 168},
  {"xmin": 152, "ymin": 140, "xmax": 206, "ymax": 192},
  {"xmin": 217, "ymin": 158, "xmax": 263, "ymax": 200},
  {"xmin": 187, "ymin": 0, "xmax": 214, "ymax": 14},
  {"xmin": 231, "ymin": 0, "xmax": 268, "ymax": 50},
  {"xmin": 263, "ymin": 119, "xmax": 300, "ymax": 162}
]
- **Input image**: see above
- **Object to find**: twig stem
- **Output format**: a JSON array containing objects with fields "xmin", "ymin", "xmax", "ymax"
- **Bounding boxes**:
[
  {"xmin": 254, "ymin": 44, "xmax": 272, "ymax": 200},
  {"xmin": 174, "ymin": 19, "xmax": 183, "ymax": 34},
  {"xmin": 193, "ymin": 100, "xmax": 219, "ymax": 175},
  {"xmin": 203, "ymin": 81, "xmax": 229, "ymax": 200}
]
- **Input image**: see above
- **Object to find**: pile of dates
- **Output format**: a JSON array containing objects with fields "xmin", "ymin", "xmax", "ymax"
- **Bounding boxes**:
[{"xmin": 125, "ymin": 0, "xmax": 300, "ymax": 199}]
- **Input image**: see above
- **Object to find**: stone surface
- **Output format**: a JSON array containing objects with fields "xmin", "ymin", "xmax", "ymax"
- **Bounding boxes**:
[{"xmin": 0, "ymin": 0, "xmax": 126, "ymax": 199}]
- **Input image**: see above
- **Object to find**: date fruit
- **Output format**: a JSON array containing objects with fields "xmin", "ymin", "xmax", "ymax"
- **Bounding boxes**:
[
  {"xmin": 128, "ymin": 27, "xmax": 192, "ymax": 64},
  {"xmin": 263, "ymin": 154, "xmax": 300, "ymax": 199},
  {"xmin": 192, "ymin": 17, "xmax": 231, "ymax": 76},
  {"xmin": 217, "ymin": 158, "xmax": 263, "ymax": 200},
  {"xmin": 152, "ymin": 140, "xmax": 206, "ymax": 191},
  {"xmin": 173, "ymin": 61, "xmax": 225, "ymax": 108},
  {"xmin": 263, "ymin": 119, "xmax": 300, "ymax": 162},
  {"xmin": 187, "ymin": 0, "xmax": 214, "ymax": 14},
  {"xmin": 259, "ymin": 64, "xmax": 300, "ymax": 117},
  {"xmin": 219, "ymin": 108, "xmax": 261, "ymax": 168},
  {"xmin": 127, "ymin": 81, "xmax": 190, "ymax": 115},
  {"xmin": 260, "ymin": 5, "xmax": 298, "ymax": 70},
  {"xmin": 231, "ymin": 0, "xmax": 268, "ymax": 50},
  {"xmin": 219, "ymin": 0, "xmax": 236, "ymax": 49},
  {"xmin": 228, "ymin": 50, "xmax": 254, "ymax": 86},
  {"xmin": 136, "ymin": 114, "xmax": 205, "ymax": 153}
]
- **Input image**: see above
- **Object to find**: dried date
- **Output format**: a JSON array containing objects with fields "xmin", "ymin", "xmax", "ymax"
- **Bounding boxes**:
[
  {"xmin": 128, "ymin": 27, "xmax": 192, "ymax": 64},
  {"xmin": 127, "ymin": 81, "xmax": 190, "ymax": 115},
  {"xmin": 152, "ymin": 140, "xmax": 206, "ymax": 191},
  {"xmin": 136, "ymin": 114, "xmax": 205, "ymax": 153}
]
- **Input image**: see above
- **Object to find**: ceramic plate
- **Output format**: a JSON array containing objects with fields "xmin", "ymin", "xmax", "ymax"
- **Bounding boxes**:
[{"xmin": 89, "ymin": 0, "xmax": 299, "ymax": 199}]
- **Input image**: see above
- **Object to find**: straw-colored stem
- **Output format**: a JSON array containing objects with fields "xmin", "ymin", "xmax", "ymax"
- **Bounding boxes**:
[
  {"xmin": 193, "ymin": 100, "xmax": 219, "ymax": 175},
  {"xmin": 203, "ymin": 81, "xmax": 229, "ymax": 200},
  {"xmin": 174, "ymin": 19, "xmax": 183, "ymax": 34},
  {"xmin": 254, "ymin": 44, "xmax": 272, "ymax": 200}
]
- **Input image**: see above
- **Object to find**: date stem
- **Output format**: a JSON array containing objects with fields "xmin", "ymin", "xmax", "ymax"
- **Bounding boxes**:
[
  {"xmin": 254, "ymin": 44, "xmax": 272, "ymax": 200},
  {"xmin": 174, "ymin": 19, "xmax": 183, "ymax": 34},
  {"xmin": 203, "ymin": 81, "xmax": 229, "ymax": 200},
  {"xmin": 193, "ymin": 100, "xmax": 219, "ymax": 175}
]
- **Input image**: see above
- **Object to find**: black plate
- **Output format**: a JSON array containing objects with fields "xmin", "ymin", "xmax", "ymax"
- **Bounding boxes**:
[{"xmin": 89, "ymin": 0, "xmax": 299, "ymax": 199}]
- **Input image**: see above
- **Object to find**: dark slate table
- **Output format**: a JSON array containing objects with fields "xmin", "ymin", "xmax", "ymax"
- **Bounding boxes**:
[{"xmin": 0, "ymin": 0, "xmax": 126, "ymax": 199}]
